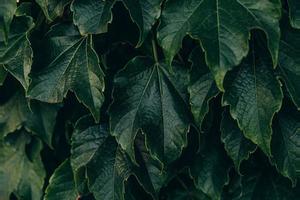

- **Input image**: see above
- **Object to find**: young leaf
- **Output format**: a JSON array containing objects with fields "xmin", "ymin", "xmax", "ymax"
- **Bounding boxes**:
[
  {"xmin": 271, "ymin": 102, "xmax": 300, "ymax": 186},
  {"xmin": 44, "ymin": 159, "xmax": 78, "ymax": 200},
  {"xmin": 0, "ymin": 132, "xmax": 45, "ymax": 200},
  {"xmin": 109, "ymin": 56, "xmax": 191, "ymax": 165},
  {"xmin": 157, "ymin": 0, "xmax": 281, "ymax": 89},
  {"xmin": 0, "ymin": 0, "xmax": 17, "ymax": 43},
  {"xmin": 0, "ymin": 92, "xmax": 60, "ymax": 147},
  {"xmin": 71, "ymin": 0, "xmax": 116, "ymax": 35},
  {"xmin": 287, "ymin": 0, "xmax": 300, "ymax": 28},
  {"xmin": 221, "ymin": 110, "xmax": 256, "ymax": 171},
  {"xmin": 122, "ymin": 0, "xmax": 162, "ymax": 46},
  {"xmin": 188, "ymin": 47, "xmax": 219, "ymax": 129},
  {"xmin": 35, "ymin": 0, "xmax": 71, "ymax": 22},
  {"xmin": 0, "ymin": 15, "xmax": 34, "ymax": 91},
  {"xmin": 278, "ymin": 20, "xmax": 300, "ymax": 109},
  {"xmin": 27, "ymin": 23, "xmax": 105, "ymax": 122},
  {"xmin": 223, "ymin": 35, "xmax": 283, "ymax": 156}
]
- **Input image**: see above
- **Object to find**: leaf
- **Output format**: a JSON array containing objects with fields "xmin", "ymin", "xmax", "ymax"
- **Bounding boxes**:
[
  {"xmin": 0, "ymin": 15, "xmax": 34, "ymax": 90},
  {"xmin": 221, "ymin": 110, "xmax": 256, "ymax": 171},
  {"xmin": 44, "ymin": 159, "xmax": 78, "ymax": 200},
  {"xmin": 35, "ymin": 0, "xmax": 70, "ymax": 22},
  {"xmin": 71, "ymin": 0, "xmax": 116, "ymax": 35},
  {"xmin": 223, "ymin": 35, "xmax": 283, "ymax": 156},
  {"xmin": 271, "ymin": 102, "xmax": 300, "ymax": 185},
  {"xmin": 27, "ymin": 23, "xmax": 105, "ymax": 122},
  {"xmin": 109, "ymin": 56, "xmax": 191, "ymax": 165},
  {"xmin": 0, "ymin": 92, "xmax": 60, "ymax": 147},
  {"xmin": 190, "ymin": 131, "xmax": 232, "ymax": 200},
  {"xmin": 0, "ymin": 0, "xmax": 16, "ymax": 43},
  {"xmin": 238, "ymin": 168, "xmax": 300, "ymax": 200},
  {"xmin": 287, "ymin": 0, "xmax": 300, "ymax": 28},
  {"xmin": 122, "ymin": 0, "xmax": 162, "ymax": 46},
  {"xmin": 157, "ymin": 0, "xmax": 281, "ymax": 89},
  {"xmin": 0, "ymin": 132, "xmax": 45, "ymax": 200},
  {"xmin": 71, "ymin": 115, "xmax": 156, "ymax": 200},
  {"xmin": 188, "ymin": 47, "xmax": 219, "ymax": 129},
  {"xmin": 0, "ymin": 65, "xmax": 7, "ymax": 85},
  {"xmin": 278, "ymin": 20, "xmax": 300, "ymax": 109}
]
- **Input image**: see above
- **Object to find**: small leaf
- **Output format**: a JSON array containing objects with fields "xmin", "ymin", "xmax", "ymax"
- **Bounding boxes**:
[
  {"xmin": 28, "ymin": 23, "xmax": 105, "ymax": 122},
  {"xmin": 109, "ymin": 56, "xmax": 191, "ymax": 165},
  {"xmin": 221, "ymin": 110, "xmax": 256, "ymax": 171},
  {"xmin": 188, "ymin": 47, "xmax": 219, "ymax": 129},
  {"xmin": 271, "ymin": 102, "xmax": 300, "ymax": 186},
  {"xmin": 158, "ymin": 0, "xmax": 281, "ymax": 89},
  {"xmin": 287, "ymin": 0, "xmax": 300, "ymax": 28},
  {"xmin": 35, "ymin": 0, "xmax": 71, "ymax": 22},
  {"xmin": 223, "ymin": 34, "xmax": 283, "ymax": 156},
  {"xmin": 71, "ymin": 0, "xmax": 116, "ymax": 35},
  {"xmin": 44, "ymin": 159, "xmax": 78, "ymax": 200},
  {"xmin": 0, "ymin": 15, "xmax": 34, "ymax": 90}
]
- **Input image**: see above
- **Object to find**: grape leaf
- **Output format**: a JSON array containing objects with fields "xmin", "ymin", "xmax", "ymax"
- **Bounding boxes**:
[
  {"xmin": 109, "ymin": 56, "xmax": 191, "ymax": 165},
  {"xmin": 0, "ymin": 132, "xmax": 45, "ymax": 200},
  {"xmin": 122, "ymin": 0, "xmax": 162, "ymax": 46},
  {"xmin": 221, "ymin": 110, "xmax": 256, "ymax": 171},
  {"xmin": 271, "ymin": 102, "xmax": 300, "ymax": 185},
  {"xmin": 0, "ymin": 15, "xmax": 34, "ymax": 90},
  {"xmin": 223, "ymin": 35, "xmax": 283, "ymax": 156},
  {"xmin": 188, "ymin": 47, "xmax": 219, "ymax": 129},
  {"xmin": 35, "ymin": 0, "xmax": 70, "ymax": 22},
  {"xmin": 287, "ymin": 0, "xmax": 300, "ymax": 28},
  {"xmin": 157, "ymin": 0, "xmax": 281, "ymax": 89},
  {"xmin": 71, "ymin": 115, "xmax": 157, "ymax": 200},
  {"xmin": 27, "ymin": 23, "xmax": 105, "ymax": 122},
  {"xmin": 0, "ymin": 92, "xmax": 60, "ymax": 147},
  {"xmin": 0, "ymin": 0, "xmax": 16, "ymax": 43},
  {"xmin": 71, "ymin": 0, "xmax": 116, "ymax": 35},
  {"xmin": 278, "ymin": 20, "xmax": 300, "ymax": 109},
  {"xmin": 44, "ymin": 159, "xmax": 78, "ymax": 200}
]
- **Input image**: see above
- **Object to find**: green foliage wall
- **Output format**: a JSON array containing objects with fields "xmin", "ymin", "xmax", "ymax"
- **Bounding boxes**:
[{"xmin": 0, "ymin": 0, "xmax": 300, "ymax": 199}]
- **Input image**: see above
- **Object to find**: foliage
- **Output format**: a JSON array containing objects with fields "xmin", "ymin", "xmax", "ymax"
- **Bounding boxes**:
[{"xmin": 0, "ymin": 0, "xmax": 300, "ymax": 199}]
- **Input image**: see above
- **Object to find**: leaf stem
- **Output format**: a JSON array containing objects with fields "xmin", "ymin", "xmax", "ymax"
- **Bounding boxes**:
[{"xmin": 152, "ymin": 37, "xmax": 159, "ymax": 64}]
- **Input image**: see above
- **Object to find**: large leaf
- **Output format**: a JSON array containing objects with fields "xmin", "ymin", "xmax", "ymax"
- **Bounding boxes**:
[
  {"xmin": 223, "ymin": 35, "xmax": 283, "ymax": 156},
  {"xmin": 287, "ymin": 0, "xmax": 300, "ymax": 28},
  {"xmin": 109, "ymin": 56, "xmax": 191, "ymax": 165},
  {"xmin": 221, "ymin": 110, "xmax": 256, "ymax": 171},
  {"xmin": 71, "ymin": 115, "xmax": 157, "ymax": 200},
  {"xmin": 0, "ymin": 92, "xmax": 60, "ymax": 147},
  {"xmin": 44, "ymin": 159, "xmax": 78, "ymax": 200},
  {"xmin": 0, "ymin": 132, "xmax": 45, "ymax": 200},
  {"xmin": 271, "ymin": 102, "xmax": 300, "ymax": 185},
  {"xmin": 278, "ymin": 20, "xmax": 300, "ymax": 109},
  {"xmin": 188, "ymin": 47, "xmax": 219, "ymax": 129},
  {"xmin": 0, "ymin": 0, "xmax": 16, "ymax": 43},
  {"xmin": 0, "ymin": 15, "xmax": 34, "ymax": 90},
  {"xmin": 35, "ymin": 0, "xmax": 70, "ymax": 22},
  {"xmin": 122, "ymin": 0, "xmax": 162, "ymax": 46},
  {"xmin": 158, "ymin": 0, "xmax": 281, "ymax": 89},
  {"xmin": 71, "ymin": 0, "xmax": 116, "ymax": 35},
  {"xmin": 27, "ymin": 23, "xmax": 105, "ymax": 122}
]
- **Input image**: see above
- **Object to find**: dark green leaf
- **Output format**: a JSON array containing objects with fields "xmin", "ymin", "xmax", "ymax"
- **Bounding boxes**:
[
  {"xmin": 158, "ymin": 0, "xmax": 281, "ymax": 89},
  {"xmin": 0, "ymin": 65, "xmax": 7, "ymax": 85},
  {"xmin": 287, "ymin": 0, "xmax": 300, "ymax": 28},
  {"xmin": 44, "ymin": 159, "xmax": 78, "ymax": 200},
  {"xmin": 35, "ymin": 0, "xmax": 70, "ymax": 22},
  {"xmin": 0, "ymin": 0, "xmax": 16, "ymax": 43},
  {"xmin": 221, "ymin": 110, "xmax": 256, "ymax": 171},
  {"xmin": 110, "ymin": 56, "xmax": 191, "ymax": 165},
  {"xmin": 271, "ymin": 102, "xmax": 300, "ymax": 185},
  {"xmin": 223, "ymin": 35, "xmax": 283, "ymax": 156},
  {"xmin": 28, "ymin": 23, "xmax": 105, "ymax": 122},
  {"xmin": 0, "ymin": 15, "xmax": 34, "ymax": 90}
]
